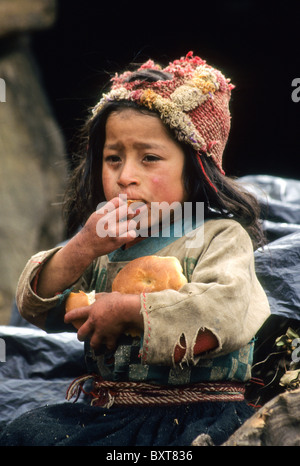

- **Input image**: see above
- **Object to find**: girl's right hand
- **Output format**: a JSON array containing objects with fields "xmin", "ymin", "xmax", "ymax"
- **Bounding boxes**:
[
  {"xmin": 35, "ymin": 197, "xmax": 146, "ymax": 300},
  {"xmin": 76, "ymin": 196, "xmax": 145, "ymax": 260}
]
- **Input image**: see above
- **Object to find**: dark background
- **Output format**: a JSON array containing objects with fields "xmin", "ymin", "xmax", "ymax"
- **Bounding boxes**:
[{"xmin": 31, "ymin": 0, "xmax": 300, "ymax": 179}]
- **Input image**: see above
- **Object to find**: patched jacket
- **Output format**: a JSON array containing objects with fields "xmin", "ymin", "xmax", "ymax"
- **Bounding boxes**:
[{"xmin": 16, "ymin": 218, "xmax": 270, "ymax": 385}]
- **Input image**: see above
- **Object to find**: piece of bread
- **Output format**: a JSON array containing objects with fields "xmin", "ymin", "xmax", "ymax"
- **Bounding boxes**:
[
  {"xmin": 65, "ymin": 290, "xmax": 95, "ymax": 329},
  {"xmin": 112, "ymin": 255, "xmax": 187, "ymax": 294},
  {"xmin": 112, "ymin": 255, "xmax": 187, "ymax": 337},
  {"xmin": 65, "ymin": 256, "xmax": 187, "ymax": 336},
  {"xmin": 127, "ymin": 199, "xmax": 144, "ymax": 208}
]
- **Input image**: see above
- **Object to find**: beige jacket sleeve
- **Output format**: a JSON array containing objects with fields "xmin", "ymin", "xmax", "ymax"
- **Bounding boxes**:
[
  {"xmin": 16, "ymin": 247, "xmax": 63, "ymax": 326},
  {"xmin": 139, "ymin": 220, "xmax": 270, "ymax": 366},
  {"xmin": 16, "ymin": 247, "xmax": 92, "ymax": 328}
]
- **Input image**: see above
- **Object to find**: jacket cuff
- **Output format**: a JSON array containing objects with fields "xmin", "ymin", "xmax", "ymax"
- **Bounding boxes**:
[{"xmin": 16, "ymin": 247, "xmax": 66, "ymax": 319}]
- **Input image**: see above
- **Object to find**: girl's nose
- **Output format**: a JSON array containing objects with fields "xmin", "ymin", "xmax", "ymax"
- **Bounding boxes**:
[{"xmin": 117, "ymin": 161, "xmax": 140, "ymax": 187}]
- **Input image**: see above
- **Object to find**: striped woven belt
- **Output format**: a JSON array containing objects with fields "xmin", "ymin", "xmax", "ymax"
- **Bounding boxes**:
[{"xmin": 66, "ymin": 374, "xmax": 245, "ymax": 408}]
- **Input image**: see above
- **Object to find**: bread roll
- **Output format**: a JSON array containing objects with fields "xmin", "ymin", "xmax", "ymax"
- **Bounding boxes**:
[
  {"xmin": 65, "ymin": 256, "xmax": 187, "ymax": 336},
  {"xmin": 65, "ymin": 290, "xmax": 95, "ymax": 329},
  {"xmin": 112, "ymin": 255, "xmax": 187, "ymax": 294},
  {"xmin": 127, "ymin": 199, "xmax": 144, "ymax": 208},
  {"xmin": 112, "ymin": 255, "xmax": 187, "ymax": 337}
]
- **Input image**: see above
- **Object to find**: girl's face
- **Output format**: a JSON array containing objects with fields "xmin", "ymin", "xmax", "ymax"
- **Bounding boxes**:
[{"xmin": 102, "ymin": 109, "xmax": 187, "ymax": 208}]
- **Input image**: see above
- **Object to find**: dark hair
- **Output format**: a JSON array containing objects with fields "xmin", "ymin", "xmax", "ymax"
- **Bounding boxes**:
[
  {"xmin": 182, "ymin": 153, "xmax": 265, "ymax": 248},
  {"xmin": 63, "ymin": 70, "xmax": 265, "ymax": 249}
]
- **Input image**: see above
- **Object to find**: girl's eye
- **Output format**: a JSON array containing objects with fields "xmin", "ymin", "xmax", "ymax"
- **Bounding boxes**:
[
  {"xmin": 104, "ymin": 155, "xmax": 121, "ymax": 164},
  {"xmin": 143, "ymin": 154, "xmax": 160, "ymax": 162}
]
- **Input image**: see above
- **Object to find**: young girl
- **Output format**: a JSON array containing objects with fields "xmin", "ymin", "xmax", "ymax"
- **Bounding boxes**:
[{"xmin": 1, "ymin": 52, "xmax": 270, "ymax": 446}]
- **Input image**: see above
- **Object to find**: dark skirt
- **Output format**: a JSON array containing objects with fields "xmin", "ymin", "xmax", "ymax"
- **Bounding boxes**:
[{"xmin": 0, "ymin": 400, "xmax": 254, "ymax": 446}]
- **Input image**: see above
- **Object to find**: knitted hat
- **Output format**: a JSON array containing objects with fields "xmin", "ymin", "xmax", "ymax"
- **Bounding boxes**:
[{"xmin": 92, "ymin": 52, "xmax": 234, "ymax": 189}]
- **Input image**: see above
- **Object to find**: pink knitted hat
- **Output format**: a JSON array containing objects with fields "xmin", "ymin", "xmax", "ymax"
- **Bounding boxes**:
[{"xmin": 92, "ymin": 52, "xmax": 234, "ymax": 189}]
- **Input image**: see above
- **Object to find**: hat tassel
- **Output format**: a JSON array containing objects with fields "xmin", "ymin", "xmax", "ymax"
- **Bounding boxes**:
[{"xmin": 196, "ymin": 152, "xmax": 218, "ymax": 193}]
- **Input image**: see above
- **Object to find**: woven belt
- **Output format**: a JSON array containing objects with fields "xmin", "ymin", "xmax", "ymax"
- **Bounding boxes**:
[{"xmin": 66, "ymin": 374, "xmax": 245, "ymax": 408}]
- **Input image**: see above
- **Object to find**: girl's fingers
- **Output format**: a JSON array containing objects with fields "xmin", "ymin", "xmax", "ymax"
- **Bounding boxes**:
[
  {"xmin": 64, "ymin": 306, "xmax": 89, "ymax": 323},
  {"xmin": 97, "ymin": 196, "xmax": 146, "ymax": 216},
  {"xmin": 96, "ymin": 200, "xmax": 148, "ymax": 239},
  {"xmin": 119, "ymin": 228, "xmax": 137, "ymax": 241},
  {"xmin": 76, "ymin": 317, "xmax": 93, "ymax": 342},
  {"xmin": 96, "ymin": 195, "xmax": 127, "ymax": 217}
]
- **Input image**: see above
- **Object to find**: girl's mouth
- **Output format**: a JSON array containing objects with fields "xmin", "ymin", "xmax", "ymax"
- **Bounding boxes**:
[{"xmin": 127, "ymin": 199, "xmax": 145, "ymax": 206}]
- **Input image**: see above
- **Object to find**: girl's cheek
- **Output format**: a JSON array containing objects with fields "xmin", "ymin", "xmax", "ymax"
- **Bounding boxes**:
[
  {"xmin": 150, "ymin": 176, "xmax": 176, "ymax": 198},
  {"xmin": 151, "ymin": 177, "xmax": 160, "ymax": 184},
  {"xmin": 151, "ymin": 176, "xmax": 167, "ymax": 194}
]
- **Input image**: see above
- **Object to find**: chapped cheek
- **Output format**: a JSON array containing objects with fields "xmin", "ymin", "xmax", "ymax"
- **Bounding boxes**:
[
  {"xmin": 151, "ymin": 176, "xmax": 179, "ymax": 200},
  {"xmin": 151, "ymin": 176, "xmax": 169, "ymax": 194},
  {"xmin": 151, "ymin": 177, "xmax": 160, "ymax": 184}
]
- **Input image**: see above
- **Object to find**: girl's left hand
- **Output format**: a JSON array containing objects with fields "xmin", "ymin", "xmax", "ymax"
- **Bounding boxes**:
[{"xmin": 64, "ymin": 292, "xmax": 143, "ymax": 351}]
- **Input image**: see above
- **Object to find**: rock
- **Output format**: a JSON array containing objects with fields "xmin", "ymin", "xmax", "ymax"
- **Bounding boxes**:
[
  {"xmin": 0, "ymin": 0, "xmax": 56, "ymax": 38},
  {"xmin": 191, "ymin": 433, "xmax": 215, "ymax": 446},
  {"xmin": 223, "ymin": 388, "xmax": 300, "ymax": 446},
  {"xmin": 0, "ymin": 0, "xmax": 67, "ymax": 324}
]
